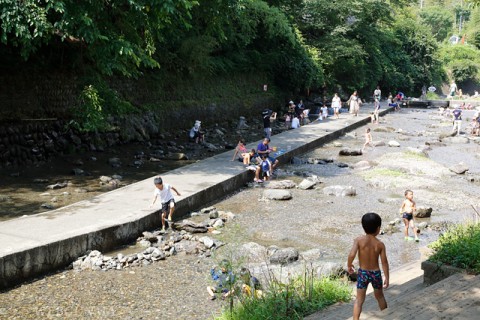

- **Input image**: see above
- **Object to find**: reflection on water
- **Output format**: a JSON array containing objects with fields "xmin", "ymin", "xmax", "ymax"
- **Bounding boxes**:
[{"xmin": 0, "ymin": 142, "xmax": 193, "ymax": 221}]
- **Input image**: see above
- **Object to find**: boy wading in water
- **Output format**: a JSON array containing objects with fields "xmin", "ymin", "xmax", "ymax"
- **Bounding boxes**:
[
  {"xmin": 150, "ymin": 177, "xmax": 181, "ymax": 232},
  {"xmin": 348, "ymin": 212, "xmax": 390, "ymax": 320},
  {"xmin": 400, "ymin": 189, "xmax": 419, "ymax": 241},
  {"xmin": 362, "ymin": 128, "xmax": 373, "ymax": 152}
]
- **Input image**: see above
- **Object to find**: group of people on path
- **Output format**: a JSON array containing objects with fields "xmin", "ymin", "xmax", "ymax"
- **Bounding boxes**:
[{"xmin": 231, "ymin": 137, "xmax": 279, "ymax": 183}]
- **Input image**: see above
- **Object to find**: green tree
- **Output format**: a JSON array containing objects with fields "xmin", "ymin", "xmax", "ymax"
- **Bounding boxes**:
[
  {"xmin": 419, "ymin": 6, "xmax": 454, "ymax": 41},
  {"xmin": 0, "ymin": 0, "xmax": 198, "ymax": 76}
]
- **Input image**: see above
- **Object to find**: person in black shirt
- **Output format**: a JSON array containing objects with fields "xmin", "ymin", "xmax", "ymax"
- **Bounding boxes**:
[{"xmin": 262, "ymin": 108, "xmax": 276, "ymax": 139}]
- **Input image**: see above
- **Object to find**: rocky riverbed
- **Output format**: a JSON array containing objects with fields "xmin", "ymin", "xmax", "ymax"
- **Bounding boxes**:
[
  {"xmin": 2, "ymin": 108, "xmax": 480, "ymax": 319},
  {"xmin": 0, "ymin": 115, "xmax": 279, "ymax": 221}
]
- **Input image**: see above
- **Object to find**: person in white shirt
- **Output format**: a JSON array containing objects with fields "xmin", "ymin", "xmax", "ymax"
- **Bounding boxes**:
[
  {"xmin": 332, "ymin": 93, "xmax": 341, "ymax": 119},
  {"xmin": 150, "ymin": 177, "xmax": 181, "ymax": 231},
  {"xmin": 291, "ymin": 114, "xmax": 300, "ymax": 129}
]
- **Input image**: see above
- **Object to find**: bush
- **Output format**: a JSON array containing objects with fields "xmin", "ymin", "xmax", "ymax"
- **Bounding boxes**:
[
  {"xmin": 428, "ymin": 222, "xmax": 480, "ymax": 273},
  {"xmin": 426, "ymin": 91, "xmax": 440, "ymax": 100},
  {"xmin": 214, "ymin": 272, "xmax": 352, "ymax": 320}
]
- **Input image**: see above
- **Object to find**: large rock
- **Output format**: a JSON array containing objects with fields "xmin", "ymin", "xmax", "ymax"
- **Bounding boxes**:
[
  {"xmin": 372, "ymin": 140, "xmax": 385, "ymax": 147},
  {"xmin": 263, "ymin": 189, "xmax": 292, "ymax": 200},
  {"xmin": 298, "ymin": 179, "xmax": 317, "ymax": 190},
  {"xmin": 352, "ymin": 160, "xmax": 372, "ymax": 170},
  {"xmin": 374, "ymin": 126, "xmax": 396, "ymax": 133},
  {"xmin": 388, "ymin": 140, "xmax": 401, "ymax": 147},
  {"xmin": 443, "ymin": 136, "xmax": 469, "ymax": 144},
  {"xmin": 47, "ymin": 182, "xmax": 68, "ymax": 190},
  {"xmin": 449, "ymin": 162, "xmax": 469, "ymax": 174},
  {"xmin": 175, "ymin": 220, "xmax": 208, "ymax": 233},
  {"xmin": 165, "ymin": 153, "xmax": 189, "ymax": 160},
  {"xmin": 339, "ymin": 148, "xmax": 362, "ymax": 156},
  {"xmin": 323, "ymin": 185, "xmax": 356, "ymax": 197},
  {"xmin": 264, "ymin": 180, "xmax": 297, "ymax": 189},
  {"xmin": 198, "ymin": 236, "xmax": 215, "ymax": 249},
  {"xmin": 239, "ymin": 242, "xmax": 268, "ymax": 262},
  {"xmin": 269, "ymin": 247, "xmax": 299, "ymax": 264},
  {"xmin": 415, "ymin": 206, "xmax": 433, "ymax": 218}
]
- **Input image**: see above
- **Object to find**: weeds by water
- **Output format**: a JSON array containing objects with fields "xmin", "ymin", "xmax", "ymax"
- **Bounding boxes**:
[
  {"xmin": 214, "ymin": 265, "xmax": 352, "ymax": 320},
  {"xmin": 428, "ymin": 222, "xmax": 480, "ymax": 273}
]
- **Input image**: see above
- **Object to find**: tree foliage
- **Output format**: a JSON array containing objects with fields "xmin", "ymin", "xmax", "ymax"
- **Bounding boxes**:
[
  {"xmin": 0, "ymin": 0, "xmax": 198, "ymax": 76},
  {"xmin": 419, "ymin": 6, "xmax": 454, "ymax": 42},
  {"xmin": 0, "ymin": 0, "xmax": 460, "ymax": 104}
]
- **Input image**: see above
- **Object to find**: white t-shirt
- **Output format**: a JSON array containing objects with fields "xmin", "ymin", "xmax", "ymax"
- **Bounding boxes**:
[
  {"xmin": 291, "ymin": 117, "xmax": 300, "ymax": 128},
  {"xmin": 332, "ymin": 96, "xmax": 341, "ymax": 109},
  {"xmin": 154, "ymin": 183, "xmax": 174, "ymax": 203},
  {"xmin": 321, "ymin": 106, "xmax": 328, "ymax": 116}
]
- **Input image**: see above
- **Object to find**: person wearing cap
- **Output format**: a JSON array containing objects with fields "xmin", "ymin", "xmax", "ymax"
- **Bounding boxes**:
[
  {"xmin": 452, "ymin": 104, "xmax": 462, "ymax": 135},
  {"xmin": 189, "ymin": 120, "xmax": 204, "ymax": 144},
  {"xmin": 262, "ymin": 108, "xmax": 276, "ymax": 139}
]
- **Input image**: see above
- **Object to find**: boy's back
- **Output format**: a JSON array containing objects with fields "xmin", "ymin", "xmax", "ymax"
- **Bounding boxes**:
[{"xmin": 356, "ymin": 235, "xmax": 384, "ymax": 271}]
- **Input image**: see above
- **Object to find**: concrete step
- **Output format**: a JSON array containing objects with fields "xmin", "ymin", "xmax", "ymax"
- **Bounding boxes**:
[
  {"xmin": 305, "ymin": 260, "xmax": 424, "ymax": 320},
  {"xmin": 363, "ymin": 273, "xmax": 480, "ymax": 320}
]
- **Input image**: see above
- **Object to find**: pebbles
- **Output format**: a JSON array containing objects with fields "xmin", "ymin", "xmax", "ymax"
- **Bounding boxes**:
[{"xmin": 72, "ymin": 207, "xmax": 229, "ymax": 272}]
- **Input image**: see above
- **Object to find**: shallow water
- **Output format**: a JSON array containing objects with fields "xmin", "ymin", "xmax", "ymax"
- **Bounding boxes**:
[
  {"xmin": 210, "ymin": 109, "xmax": 480, "ymax": 270},
  {"xmin": 2, "ymin": 108, "xmax": 479, "ymax": 320}
]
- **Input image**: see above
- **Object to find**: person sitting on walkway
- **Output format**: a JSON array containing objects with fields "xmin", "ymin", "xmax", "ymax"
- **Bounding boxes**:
[
  {"xmin": 291, "ymin": 114, "xmax": 300, "ymax": 129},
  {"xmin": 231, "ymin": 138, "xmax": 250, "ymax": 164},
  {"xmin": 254, "ymin": 138, "xmax": 279, "ymax": 182},
  {"xmin": 254, "ymin": 154, "xmax": 272, "ymax": 183},
  {"xmin": 150, "ymin": 177, "xmax": 181, "ymax": 232},
  {"xmin": 207, "ymin": 260, "xmax": 235, "ymax": 301}
]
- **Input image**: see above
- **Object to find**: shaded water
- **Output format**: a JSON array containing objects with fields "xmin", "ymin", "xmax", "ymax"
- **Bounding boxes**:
[{"xmin": 0, "ymin": 145, "xmax": 189, "ymax": 221}]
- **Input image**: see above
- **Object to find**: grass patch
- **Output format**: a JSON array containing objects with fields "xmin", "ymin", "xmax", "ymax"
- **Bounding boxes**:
[
  {"xmin": 428, "ymin": 222, "xmax": 480, "ymax": 273},
  {"xmin": 214, "ymin": 274, "xmax": 351, "ymax": 320},
  {"xmin": 361, "ymin": 168, "xmax": 406, "ymax": 179},
  {"xmin": 403, "ymin": 150, "xmax": 428, "ymax": 160}
]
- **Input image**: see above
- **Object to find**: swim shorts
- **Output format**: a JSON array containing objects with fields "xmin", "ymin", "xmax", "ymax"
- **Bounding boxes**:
[
  {"xmin": 402, "ymin": 212, "xmax": 413, "ymax": 220},
  {"xmin": 357, "ymin": 268, "xmax": 383, "ymax": 290},
  {"xmin": 161, "ymin": 199, "xmax": 175, "ymax": 213}
]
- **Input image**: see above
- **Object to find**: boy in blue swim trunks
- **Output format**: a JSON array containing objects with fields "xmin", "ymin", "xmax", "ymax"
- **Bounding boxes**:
[{"xmin": 348, "ymin": 212, "xmax": 389, "ymax": 320}]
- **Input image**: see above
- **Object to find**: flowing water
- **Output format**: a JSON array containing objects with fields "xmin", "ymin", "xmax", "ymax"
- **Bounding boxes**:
[{"xmin": 1, "ymin": 108, "xmax": 480, "ymax": 319}]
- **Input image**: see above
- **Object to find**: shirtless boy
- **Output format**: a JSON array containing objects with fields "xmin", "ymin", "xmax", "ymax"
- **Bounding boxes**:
[
  {"xmin": 400, "ymin": 189, "xmax": 418, "ymax": 241},
  {"xmin": 348, "ymin": 212, "xmax": 389, "ymax": 320},
  {"xmin": 362, "ymin": 128, "xmax": 373, "ymax": 152}
]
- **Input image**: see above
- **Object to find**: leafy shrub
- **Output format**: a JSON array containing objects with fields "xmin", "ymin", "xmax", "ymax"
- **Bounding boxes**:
[
  {"xmin": 70, "ymin": 85, "xmax": 106, "ymax": 132},
  {"xmin": 215, "ymin": 271, "xmax": 351, "ymax": 320},
  {"xmin": 428, "ymin": 222, "xmax": 480, "ymax": 273},
  {"xmin": 426, "ymin": 91, "xmax": 440, "ymax": 100}
]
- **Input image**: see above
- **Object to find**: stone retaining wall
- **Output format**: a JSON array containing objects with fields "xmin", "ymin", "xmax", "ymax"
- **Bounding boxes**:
[{"xmin": 421, "ymin": 260, "xmax": 465, "ymax": 285}]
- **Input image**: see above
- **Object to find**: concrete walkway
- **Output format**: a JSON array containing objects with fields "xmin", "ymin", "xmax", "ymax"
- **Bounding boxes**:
[
  {"xmin": 305, "ymin": 260, "xmax": 480, "ymax": 320},
  {"xmin": 0, "ymin": 106, "xmax": 384, "ymax": 289}
]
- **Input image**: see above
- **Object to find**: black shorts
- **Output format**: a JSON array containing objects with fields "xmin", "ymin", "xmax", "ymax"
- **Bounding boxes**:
[
  {"xmin": 161, "ymin": 199, "xmax": 175, "ymax": 214},
  {"xmin": 402, "ymin": 212, "xmax": 413, "ymax": 220}
]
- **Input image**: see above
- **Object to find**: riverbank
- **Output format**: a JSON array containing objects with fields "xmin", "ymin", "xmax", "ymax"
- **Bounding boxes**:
[
  {"xmin": 2, "ymin": 107, "xmax": 479, "ymax": 319},
  {"xmin": 0, "ymin": 105, "xmax": 381, "ymax": 289}
]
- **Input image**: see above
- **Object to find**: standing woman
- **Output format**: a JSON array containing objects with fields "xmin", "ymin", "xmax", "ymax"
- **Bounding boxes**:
[
  {"xmin": 332, "ymin": 93, "xmax": 341, "ymax": 119},
  {"xmin": 349, "ymin": 91, "xmax": 359, "ymax": 116}
]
